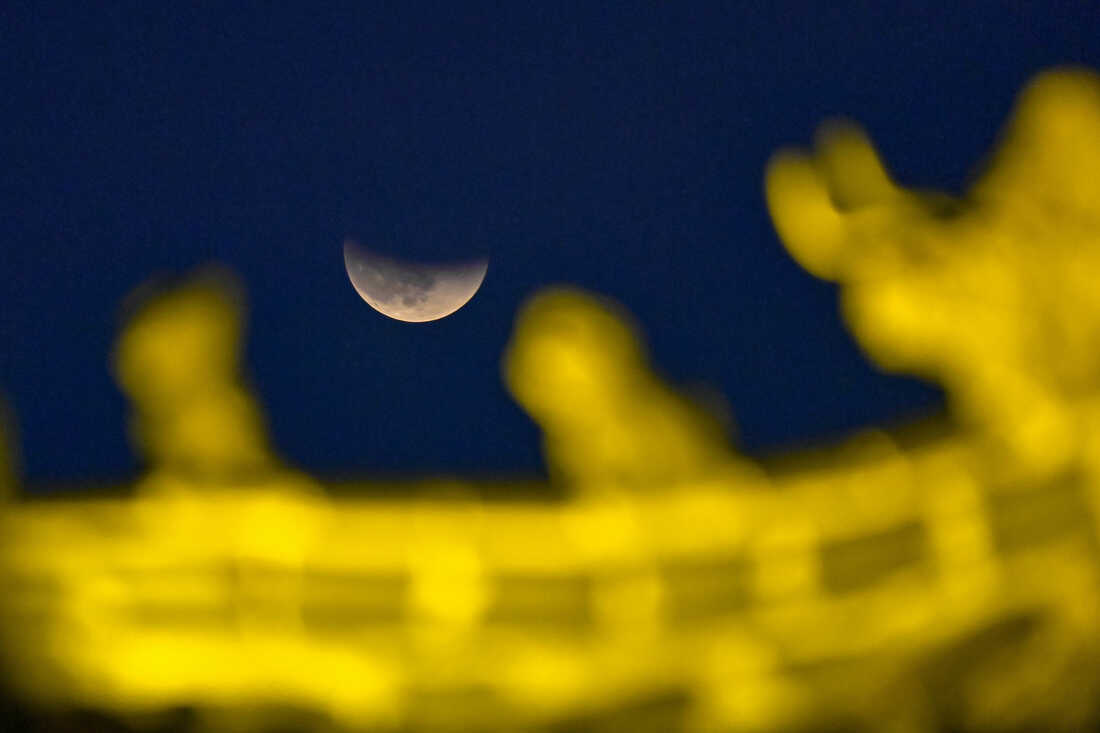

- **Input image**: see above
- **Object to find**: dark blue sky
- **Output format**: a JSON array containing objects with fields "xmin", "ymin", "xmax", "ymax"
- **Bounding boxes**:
[{"xmin": 3, "ymin": 3, "xmax": 1098, "ymax": 487}]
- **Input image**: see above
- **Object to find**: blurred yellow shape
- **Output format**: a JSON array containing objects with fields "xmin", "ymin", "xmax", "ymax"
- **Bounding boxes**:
[
  {"xmin": 766, "ymin": 67, "xmax": 1100, "ymax": 476},
  {"xmin": 504, "ymin": 287, "xmax": 738, "ymax": 494},
  {"xmin": 113, "ymin": 268, "xmax": 276, "ymax": 479}
]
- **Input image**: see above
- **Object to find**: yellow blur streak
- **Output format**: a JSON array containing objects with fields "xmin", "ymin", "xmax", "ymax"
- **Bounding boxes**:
[{"xmin": 0, "ymin": 67, "xmax": 1100, "ymax": 732}]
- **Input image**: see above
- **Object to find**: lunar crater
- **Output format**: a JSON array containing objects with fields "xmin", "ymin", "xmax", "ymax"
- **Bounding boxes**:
[{"xmin": 344, "ymin": 241, "xmax": 487, "ymax": 322}]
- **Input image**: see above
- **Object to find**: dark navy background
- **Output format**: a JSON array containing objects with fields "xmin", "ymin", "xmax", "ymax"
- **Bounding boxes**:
[{"xmin": 2, "ymin": 3, "xmax": 1098, "ymax": 486}]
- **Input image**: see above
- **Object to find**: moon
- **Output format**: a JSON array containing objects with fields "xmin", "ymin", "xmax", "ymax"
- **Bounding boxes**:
[{"xmin": 343, "ymin": 240, "xmax": 488, "ymax": 322}]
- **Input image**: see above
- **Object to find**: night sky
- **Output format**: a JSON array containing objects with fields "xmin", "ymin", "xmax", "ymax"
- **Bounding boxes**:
[{"xmin": 3, "ymin": 4, "xmax": 1098, "ymax": 488}]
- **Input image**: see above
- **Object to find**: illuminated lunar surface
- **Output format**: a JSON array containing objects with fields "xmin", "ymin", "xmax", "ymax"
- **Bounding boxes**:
[{"xmin": 343, "ymin": 241, "xmax": 488, "ymax": 322}]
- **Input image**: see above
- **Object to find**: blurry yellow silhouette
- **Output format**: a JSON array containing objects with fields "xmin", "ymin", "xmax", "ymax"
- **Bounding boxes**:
[
  {"xmin": 2, "ymin": 66, "xmax": 1100, "ymax": 732},
  {"xmin": 765, "ymin": 66, "xmax": 1100, "ymax": 732},
  {"xmin": 766, "ymin": 68, "xmax": 1100, "ymax": 478},
  {"xmin": 113, "ymin": 268, "xmax": 277, "ymax": 482},
  {"xmin": 504, "ymin": 287, "xmax": 739, "ymax": 495}
]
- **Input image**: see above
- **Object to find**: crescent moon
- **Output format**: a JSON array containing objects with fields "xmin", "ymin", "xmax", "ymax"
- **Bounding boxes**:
[{"xmin": 343, "ymin": 241, "xmax": 488, "ymax": 322}]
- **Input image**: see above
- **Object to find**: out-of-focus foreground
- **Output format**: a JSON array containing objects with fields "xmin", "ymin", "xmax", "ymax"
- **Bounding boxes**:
[{"xmin": 3, "ymin": 67, "xmax": 1100, "ymax": 732}]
